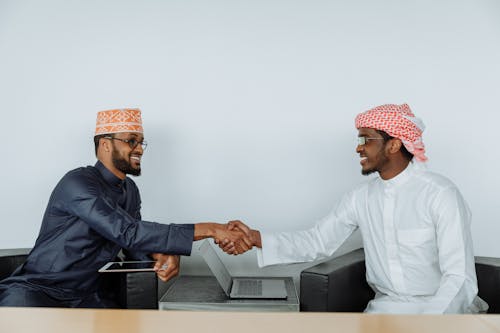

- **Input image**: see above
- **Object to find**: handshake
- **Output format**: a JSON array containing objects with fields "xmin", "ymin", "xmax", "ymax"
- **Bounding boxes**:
[
  {"xmin": 212, "ymin": 220, "xmax": 262, "ymax": 255},
  {"xmin": 155, "ymin": 220, "xmax": 261, "ymax": 282}
]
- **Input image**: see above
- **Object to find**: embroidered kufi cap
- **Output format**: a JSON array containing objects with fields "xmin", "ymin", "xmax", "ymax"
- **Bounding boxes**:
[{"xmin": 95, "ymin": 108, "xmax": 143, "ymax": 136}]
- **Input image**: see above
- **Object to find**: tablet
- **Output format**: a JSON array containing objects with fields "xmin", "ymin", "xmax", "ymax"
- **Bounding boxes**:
[{"xmin": 98, "ymin": 261, "xmax": 158, "ymax": 273}]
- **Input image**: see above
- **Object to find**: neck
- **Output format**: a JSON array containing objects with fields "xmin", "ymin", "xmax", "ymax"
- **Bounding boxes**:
[
  {"xmin": 378, "ymin": 159, "xmax": 411, "ymax": 180},
  {"xmin": 98, "ymin": 157, "xmax": 126, "ymax": 180}
]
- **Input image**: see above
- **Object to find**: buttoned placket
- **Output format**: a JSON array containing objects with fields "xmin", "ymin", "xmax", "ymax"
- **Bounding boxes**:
[{"xmin": 383, "ymin": 181, "xmax": 406, "ymax": 294}]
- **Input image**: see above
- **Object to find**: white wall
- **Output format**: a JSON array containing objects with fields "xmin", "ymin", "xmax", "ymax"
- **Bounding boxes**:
[{"xmin": 0, "ymin": 0, "xmax": 499, "ymax": 278}]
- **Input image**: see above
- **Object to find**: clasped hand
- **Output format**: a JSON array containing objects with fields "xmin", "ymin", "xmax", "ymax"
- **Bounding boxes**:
[{"xmin": 214, "ymin": 220, "xmax": 258, "ymax": 255}]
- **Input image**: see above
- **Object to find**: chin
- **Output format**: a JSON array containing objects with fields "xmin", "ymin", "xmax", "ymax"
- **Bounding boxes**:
[
  {"xmin": 361, "ymin": 168, "xmax": 376, "ymax": 176},
  {"xmin": 127, "ymin": 168, "xmax": 141, "ymax": 176}
]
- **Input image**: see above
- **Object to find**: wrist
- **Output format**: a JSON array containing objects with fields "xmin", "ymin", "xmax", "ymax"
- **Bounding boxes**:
[
  {"xmin": 251, "ymin": 230, "xmax": 262, "ymax": 248},
  {"xmin": 194, "ymin": 223, "xmax": 218, "ymax": 241}
]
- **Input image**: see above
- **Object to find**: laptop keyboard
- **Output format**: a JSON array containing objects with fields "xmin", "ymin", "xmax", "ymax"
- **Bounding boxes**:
[{"xmin": 236, "ymin": 279, "xmax": 263, "ymax": 295}]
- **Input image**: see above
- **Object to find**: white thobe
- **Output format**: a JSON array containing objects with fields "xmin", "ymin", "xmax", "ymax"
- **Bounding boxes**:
[{"xmin": 257, "ymin": 163, "xmax": 488, "ymax": 314}]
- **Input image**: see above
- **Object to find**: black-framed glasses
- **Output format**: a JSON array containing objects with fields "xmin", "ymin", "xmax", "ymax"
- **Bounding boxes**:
[
  {"xmin": 357, "ymin": 137, "xmax": 385, "ymax": 146},
  {"xmin": 104, "ymin": 136, "xmax": 148, "ymax": 150}
]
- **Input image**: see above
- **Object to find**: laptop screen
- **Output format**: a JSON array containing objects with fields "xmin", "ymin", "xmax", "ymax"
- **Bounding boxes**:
[{"xmin": 198, "ymin": 240, "xmax": 233, "ymax": 296}]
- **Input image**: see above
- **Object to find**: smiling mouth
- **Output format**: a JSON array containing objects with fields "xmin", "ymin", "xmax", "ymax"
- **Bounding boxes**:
[
  {"xmin": 360, "ymin": 157, "xmax": 367, "ymax": 165},
  {"xmin": 130, "ymin": 155, "xmax": 141, "ymax": 164}
]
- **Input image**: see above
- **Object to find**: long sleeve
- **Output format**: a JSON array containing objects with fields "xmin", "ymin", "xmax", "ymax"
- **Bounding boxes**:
[
  {"xmin": 420, "ymin": 186, "xmax": 482, "ymax": 313},
  {"xmin": 58, "ymin": 171, "xmax": 194, "ymax": 256},
  {"xmin": 257, "ymin": 191, "xmax": 359, "ymax": 267},
  {"xmin": 121, "ymin": 192, "xmax": 153, "ymax": 261}
]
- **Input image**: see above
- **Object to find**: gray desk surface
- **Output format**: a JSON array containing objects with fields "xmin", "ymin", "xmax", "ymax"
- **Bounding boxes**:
[{"xmin": 159, "ymin": 275, "xmax": 299, "ymax": 312}]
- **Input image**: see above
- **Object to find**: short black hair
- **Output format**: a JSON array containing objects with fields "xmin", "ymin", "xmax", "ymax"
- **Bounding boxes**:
[
  {"xmin": 94, "ymin": 134, "xmax": 111, "ymax": 156},
  {"xmin": 376, "ymin": 130, "xmax": 414, "ymax": 161}
]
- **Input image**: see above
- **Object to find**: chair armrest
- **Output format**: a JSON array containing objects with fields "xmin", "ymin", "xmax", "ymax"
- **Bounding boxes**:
[
  {"xmin": 475, "ymin": 256, "xmax": 500, "ymax": 314},
  {"xmin": 0, "ymin": 248, "xmax": 31, "ymax": 281},
  {"xmin": 300, "ymin": 248, "xmax": 373, "ymax": 312}
]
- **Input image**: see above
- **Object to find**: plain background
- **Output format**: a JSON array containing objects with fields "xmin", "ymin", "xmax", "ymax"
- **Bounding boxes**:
[{"xmin": 0, "ymin": 0, "xmax": 499, "ymax": 278}]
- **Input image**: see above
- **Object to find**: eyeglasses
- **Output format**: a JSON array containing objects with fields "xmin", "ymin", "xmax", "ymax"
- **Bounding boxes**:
[
  {"xmin": 357, "ymin": 137, "xmax": 385, "ymax": 146},
  {"xmin": 104, "ymin": 136, "xmax": 148, "ymax": 150}
]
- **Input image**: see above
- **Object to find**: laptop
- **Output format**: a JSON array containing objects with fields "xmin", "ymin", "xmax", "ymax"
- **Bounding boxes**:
[{"xmin": 198, "ymin": 240, "xmax": 288, "ymax": 299}]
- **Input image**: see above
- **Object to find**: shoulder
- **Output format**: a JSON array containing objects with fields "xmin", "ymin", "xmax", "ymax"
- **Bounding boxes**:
[
  {"xmin": 338, "ymin": 177, "xmax": 375, "ymax": 206},
  {"xmin": 413, "ymin": 168, "xmax": 459, "ymax": 192},
  {"xmin": 412, "ymin": 168, "xmax": 468, "ymax": 209},
  {"xmin": 55, "ymin": 165, "xmax": 104, "ymax": 196},
  {"xmin": 349, "ymin": 176, "xmax": 377, "ymax": 195}
]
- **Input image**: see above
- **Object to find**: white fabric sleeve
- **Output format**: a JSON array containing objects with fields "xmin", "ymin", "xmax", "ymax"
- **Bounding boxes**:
[
  {"xmin": 257, "ymin": 190, "xmax": 359, "ymax": 267},
  {"xmin": 421, "ymin": 186, "xmax": 483, "ymax": 313}
]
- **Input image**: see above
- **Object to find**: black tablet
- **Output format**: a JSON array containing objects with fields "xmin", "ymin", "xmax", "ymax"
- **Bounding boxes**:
[{"xmin": 98, "ymin": 261, "xmax": 159, "ymax": 272}]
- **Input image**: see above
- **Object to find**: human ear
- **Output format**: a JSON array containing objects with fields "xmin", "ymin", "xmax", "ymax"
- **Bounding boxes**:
[
  {"xmin": 389, "ymin": 139, "xmax": 402, "ymax": 154},
  {"xmin": 101, "ymin": 138, "xmax": 110, "ymax": 153}
]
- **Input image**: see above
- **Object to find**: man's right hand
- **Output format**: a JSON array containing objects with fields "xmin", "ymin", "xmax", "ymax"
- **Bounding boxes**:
[
  {"xmin": 219, "ymin": 220, "xmax": 262, "ymax": 254},
  {"xmin": 193, "ymin": 222, "xmax": 254, "ymax": 255},
  {"xmin": 212, "ymin": 224, "xmax": 253, "ymax": 255}
]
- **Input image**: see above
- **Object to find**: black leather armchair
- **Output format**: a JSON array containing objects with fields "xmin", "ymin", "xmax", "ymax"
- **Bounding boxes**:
[
  {"xmin": 300, "ymin": 248, "xmax": 500, "ymax": 313},
  {"xmin": 0, "ymin": 248, "xmax": 159, "ymax": 309}
]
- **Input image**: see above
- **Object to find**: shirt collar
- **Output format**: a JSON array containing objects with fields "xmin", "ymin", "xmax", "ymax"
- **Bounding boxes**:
[
  {"xmin": 379, "ymin": 161, "xmax": 415, "ymax": 188},
  {"xmin": 95, "ymin": 161, "xmax": 125, "ymax": 188}
]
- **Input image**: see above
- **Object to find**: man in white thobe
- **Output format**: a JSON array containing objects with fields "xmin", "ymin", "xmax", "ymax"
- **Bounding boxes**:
[{"xmin": 224, "ymin": 103, "xmax": 488, "ymax": 314}]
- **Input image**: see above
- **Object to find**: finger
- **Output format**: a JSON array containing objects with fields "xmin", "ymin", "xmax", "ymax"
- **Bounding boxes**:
[
  {"xmin": 223, "ymin": 243, "xmax": 236, "ymax": 254},
  {"xmin": 222, "ymin": 241, "xmax": 235, "ymax": 252},
  {"xmin": 158, "ymin": 258, "xmax": 178, "ymax": 282},
  {"xmin": 229, "ymin": 220, "xmax": 251, "ymax": 235},
  {"xmin": 153, "ymin": 261, "xmax": 163, "ymax": 272},
  {"xmin": 156, "ymin": 270, "xmax": 168, "ymax": 281},
  {"xmin": 223, "ymin": 246, "xmax": 236, "ymax": 254},
  {"xmin": 236, "ymin": 239, "xmax": 250, "ymax": 252},
  {"xmin": 240, "ymin": 235, "xmax": 253, "ymax": 249},
  {"xmin": 163, "ymin": 266, "xmax": 180, "ymax": 282},
  {"xmin": 161, "ymin": 266, "xmax": 175, "ymax": 279}
]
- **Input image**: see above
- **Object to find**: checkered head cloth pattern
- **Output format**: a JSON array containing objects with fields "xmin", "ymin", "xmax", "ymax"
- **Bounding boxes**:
[
  {"xmin": 355, "ymin": 103, "xmax": 428, "ymax": 162},
  {"xmin": 95, "ymin": 108, "xmax": 143, "ymax": 136}
]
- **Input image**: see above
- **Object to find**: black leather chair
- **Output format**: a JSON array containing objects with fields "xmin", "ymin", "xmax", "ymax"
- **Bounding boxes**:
[
  {"xmin": 300, "ymin": 248, "xmax": 500, "ymax": 313},
  {"xmin": 0, "ymin": 248, "xmax": 159, "ymax": 309}
]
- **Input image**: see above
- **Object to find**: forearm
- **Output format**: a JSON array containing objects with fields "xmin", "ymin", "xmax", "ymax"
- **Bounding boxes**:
[
  {"xmin": 251, "ymin": 230, "xmax": 262, "ymax": 248},
  {"xmin": 258, "ymin": 223, "xmax": 355, "ymax": 267},
  {"xmin": 421, "ymin": 275, "xmax": 476, "ymax": 313},
  {"xmin": 193, "ymin": 223, "xmax": 218, "ymax": 241}
]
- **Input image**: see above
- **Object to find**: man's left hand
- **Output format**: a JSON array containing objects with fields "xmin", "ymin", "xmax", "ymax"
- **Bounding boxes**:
[{"xmin": 152, "ymin": 253, "xmax": 180, "ymax": 282}]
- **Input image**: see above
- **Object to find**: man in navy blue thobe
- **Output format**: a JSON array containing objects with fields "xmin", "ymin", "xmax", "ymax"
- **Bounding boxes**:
[{"xmin": 0, "ymin": 108, "xmax": 250, "ymax": 307}]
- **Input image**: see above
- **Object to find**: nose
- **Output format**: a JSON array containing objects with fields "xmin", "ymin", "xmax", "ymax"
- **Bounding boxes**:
[
  {"xmin": 356, "ymin": 144, "xmax": 363, "ymax": 154},
  {"xmin": 133, "ymin": 144, "xmax": 144, "ymax": 154}
]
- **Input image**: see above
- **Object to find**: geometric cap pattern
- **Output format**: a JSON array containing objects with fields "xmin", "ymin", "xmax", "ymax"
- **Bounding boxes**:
[
  {"xmin": 355, "ymin": 103, "xmax": 428, "ymax": 162},
  {"xmin": 95, "ymin": 108, "xmax": 143, "ymax": 136}
]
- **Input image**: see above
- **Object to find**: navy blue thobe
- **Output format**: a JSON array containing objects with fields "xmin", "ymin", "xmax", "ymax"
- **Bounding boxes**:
[{"xmin": 0, "ymin": 161, "xmax": 194, "ymax": 307}]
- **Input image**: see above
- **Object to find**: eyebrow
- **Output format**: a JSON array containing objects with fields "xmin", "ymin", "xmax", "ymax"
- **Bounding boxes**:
[{"xmin": 124, "ymin": 133, "xmax": 141, "ymax": 139}]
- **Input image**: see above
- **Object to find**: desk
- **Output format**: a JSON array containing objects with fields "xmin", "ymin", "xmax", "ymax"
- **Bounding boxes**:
[
  {"xmin": 1, "ymin": 308, "xmax": 500, "ymax": 333},
  {"xmin": 159, "ymin": 275, "xmax": 299, "ymax": 311}
]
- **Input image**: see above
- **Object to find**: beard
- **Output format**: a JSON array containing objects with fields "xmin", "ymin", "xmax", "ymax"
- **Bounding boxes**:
[
  {"xmin": 112, "ymin": 148, "xmax": 141, "ymax": 176},
  {"xmin": 361, "ymin": 149, "xmax": 388, "ymax": 176},
  {"xmin": 361, "ymin": 168, "xmax": 377, "ymax": 176}
]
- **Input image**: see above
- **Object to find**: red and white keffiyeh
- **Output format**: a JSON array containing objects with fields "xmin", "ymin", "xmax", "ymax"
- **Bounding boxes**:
[{"xmin": 355, "ymin": 103, "xmax": 428, "ymax": 162}]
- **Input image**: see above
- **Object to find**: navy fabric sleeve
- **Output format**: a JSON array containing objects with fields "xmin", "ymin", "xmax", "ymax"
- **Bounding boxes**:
[
  {"xmin": 122, "ymin": 184, "xmax": 155, "ymax": 261},
  {"xmin": 56, "ymin": 171, "xmax": 194, "ymax": 256}
]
